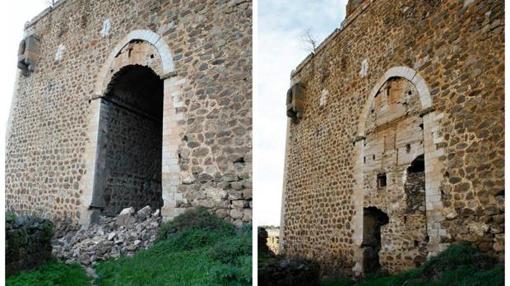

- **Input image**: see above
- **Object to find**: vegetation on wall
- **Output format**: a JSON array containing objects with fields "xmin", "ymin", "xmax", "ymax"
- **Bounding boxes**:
[{"xmin": 6, "ymin": 212, "xmax": 54, "ymax": 277}]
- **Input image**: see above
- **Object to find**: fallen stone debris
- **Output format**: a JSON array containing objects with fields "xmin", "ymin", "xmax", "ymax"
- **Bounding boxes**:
[{"xmin": 52, "ymin": 206, "xmax": 161, "ymax": 266}]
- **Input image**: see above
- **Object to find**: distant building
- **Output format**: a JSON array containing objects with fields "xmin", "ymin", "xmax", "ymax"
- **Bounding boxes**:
[{"xmin": 266, "ymin": 227, "xmax": 280, "ymax": 255}]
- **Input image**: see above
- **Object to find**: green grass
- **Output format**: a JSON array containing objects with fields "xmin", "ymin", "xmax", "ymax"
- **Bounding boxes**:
[
  {"xmin": 322, "ymin": 242, "xmax": 504, "ymax": 286},
  {"xmin": 95, "ymin": 226, "xmax": 252, "ymax": 286},
  {"xmin": 6, "ymin": 211, "xmax": 16, "ymax": 221},
  {"xmin": 6, "ymin": 208, "xmax": 252, "ymax": 286},
  {"xmin": 6, "ymin": 261, "xmax": 91, "ymax": 286}
]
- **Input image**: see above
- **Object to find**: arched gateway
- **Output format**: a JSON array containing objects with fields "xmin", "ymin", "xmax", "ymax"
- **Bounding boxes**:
[
  {"xmin": 79, "ymin": 30, "xmax": 181, "ymax": 224},
  {"xmin": 351, "ymin": 67, "xmax": 448, "ymax": 275}
]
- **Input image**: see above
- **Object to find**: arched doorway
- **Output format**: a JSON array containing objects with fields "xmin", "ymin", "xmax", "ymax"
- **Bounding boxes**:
[
  {"xmin": 80, "ymin": 30, "xmax": 183, "ymax": 225},
  {"xmin": 91, "ymin": 65, "xmax": 164, "ymax": 216},
  {"xmin": 351, "ymin": 66, "xmax": 447, "ymax": 275}
]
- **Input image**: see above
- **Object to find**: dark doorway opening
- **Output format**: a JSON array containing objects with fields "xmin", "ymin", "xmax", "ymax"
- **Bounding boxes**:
[
  {"xmin": 404, "ymin": 154, "xmax": 428, "ymax": 266},
  {"xmin": 362, "ymin": 207, "xmax": 389, "ymax": 274},
  {"xmin": 405, "ymin": 155, "xmax": 425, "ymax": 213},
  {"xmin": 92, "ymin": 65, "xmax": 164, "ymax": 216},
  {"xmin": 407, "ymin": 154, "xmax": 425, "ymax": 173}
]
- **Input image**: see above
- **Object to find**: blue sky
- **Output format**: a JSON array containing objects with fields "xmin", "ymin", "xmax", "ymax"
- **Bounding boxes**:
[{"xmin": 255, "ymin": 0, "xmax": 348, "ymax": 226}]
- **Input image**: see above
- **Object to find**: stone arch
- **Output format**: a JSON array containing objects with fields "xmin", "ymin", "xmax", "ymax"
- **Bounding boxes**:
[
  {"xmin": 356, "ymin": 66, "xmax": 432, "ymax": 137},
  {"xmin": 80, "ymin": 30, "xmax": 182, "ymax": 225},
  {"xmin": 93, "ymin": 29, "xmax": 174, "ymax": 97},
  {"xmin": 352, "ymin": 66, "xmax": 447, "ymax": 275}
]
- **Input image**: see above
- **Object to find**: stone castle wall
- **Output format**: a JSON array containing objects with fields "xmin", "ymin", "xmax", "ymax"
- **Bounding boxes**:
[
  {"xmin": 282, "ymin": 0, "xmax": 503, "ymax": 276},
  {"xmin": 6, "ymin": 0, "xmax": 252, "ymax": 226}
]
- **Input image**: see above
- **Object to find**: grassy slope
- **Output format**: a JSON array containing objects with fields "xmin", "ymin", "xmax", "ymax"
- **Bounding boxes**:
[
  {"xmin": 95, "ymin": 227, "xmax": 252, "ymax": 286},
  {"xmin": 6, "ymin": 208, "xmax": 252, "ymax": 286},
  {"xmin": 322, "ymin": 242, "xmax": 504, "ymax": 286},
  {"xmin": 6, "ymin": 261, "xmax": 91, "ymax": 286}
]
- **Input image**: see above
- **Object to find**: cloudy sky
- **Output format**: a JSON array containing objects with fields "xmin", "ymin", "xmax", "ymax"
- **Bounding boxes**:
[{"xmin": 255, "ymin": 0, "xmax": 348, "ymax": 226}]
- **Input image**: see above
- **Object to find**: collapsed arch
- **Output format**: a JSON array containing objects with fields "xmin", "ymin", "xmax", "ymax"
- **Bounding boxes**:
[
  {"xmin": 357, "ymin": 66, "xmax": 432, "ymax": 137},
  {"xmin": 352, "ymin": 66, "xmax": 447, "ymax": 275}
]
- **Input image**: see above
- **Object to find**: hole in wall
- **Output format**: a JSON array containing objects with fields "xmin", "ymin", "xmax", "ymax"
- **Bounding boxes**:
[
  {"xmin": 405, "ymin": 155, "xmax": 426, "ymax": 213},
  {"xmin": 362, "ymin": 207, "xmax": 389, "ymax": 274},
  {"xmin": 408, "ymin": 155, "xmax": 425, "ymax": 173},
  {"xmin": 377, "ymin": 173, "xmax": 387, "ymax": 188},
  {"xmin": 233, "ymin": 157, "xmax": 245, "ymax": 164}
]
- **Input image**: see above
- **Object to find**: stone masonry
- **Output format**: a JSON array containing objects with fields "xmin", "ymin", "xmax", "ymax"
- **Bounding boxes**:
[
  {"xmin": 6, "ymin": 0, "xmax": 252, "ymax": 227},
  {"xmin": 281, "ymin": 0, "xmax": 503, "ymax": 277}
]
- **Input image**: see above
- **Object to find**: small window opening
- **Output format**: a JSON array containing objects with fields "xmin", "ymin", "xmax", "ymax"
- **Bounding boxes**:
[
  {"xmin": 372, "ymin": 154, "xmax": 375, "ymax": 160},
  {"xmin": 377, "ymin": 173, "xmax": 387, "ymax": 188},
  {"xmin": 233, "ymin": 157, "xmax": 245, "ymax": 164},
  {"xmin": 363, "ymin": 157, "xmax": 366, "ymax": 163},
  {"xmin": 406, "ymin": 144, "xmax": 411, "ymax": 153}
]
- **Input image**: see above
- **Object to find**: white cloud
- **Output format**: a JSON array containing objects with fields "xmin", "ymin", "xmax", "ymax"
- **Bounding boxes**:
[{"xmin": 255, "ymin": 0, "xmax": 347, "ymax": 226}]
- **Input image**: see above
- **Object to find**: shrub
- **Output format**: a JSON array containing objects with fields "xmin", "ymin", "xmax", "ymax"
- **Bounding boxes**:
[
  {"xmin": 208, "ymin": 226, "xmax": 252, "ymax": 264},
  {"xmin": 162, "ymin": 228, "xmax": 227, "ymax": 251},
  {"xmin": 322, "ymin": 241, "xmax": 503, "ymax": 286},
  {"xmin": 6, "ymin": 211, "xmax": 16, "ymax": 221},
  {"xmin": 157, "ymin": 207, "xmax": 235, "ymax": 241},
  {"xmin": 6, "ymin": 214, "xmax": 54, "ymax": 277},
  {"xmin": 96, "ymin": 208, "xmax": 252, "ymax": 286},
  {"xmin": 259, "ymin": 257, "xmax": 321, "ymax": 286},
  {"xmin": 421, "ymin": 241, "xmax": 497, "ymax": 278},
  {"xmin": 210, "ymin": 255, "xmax": 252, "ymax": 286}
]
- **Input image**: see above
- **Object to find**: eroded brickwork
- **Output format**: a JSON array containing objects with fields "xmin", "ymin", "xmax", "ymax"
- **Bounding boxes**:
[
  {"xmin": 282, "ymin": 0, "xmax": 503, "ymax": 276},
  {"xmin": 361, "ymin": 78, "xmax": 428, "ymax": 273},
  {"xmin": 6, "ymin": 0, "xmax": 252, "ymax": 226}
]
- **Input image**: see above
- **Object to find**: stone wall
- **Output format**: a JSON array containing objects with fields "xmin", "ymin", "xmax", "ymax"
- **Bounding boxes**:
[
  {"xmin": 6, "ymin": 0, "xmax": 252, "ymax": 226},
  {"xmin": 281, "ymin": 0, "xmax": 504, "ymax": 276},
  {"xmin": 6, "ymin": 214, "xmax": 54, "ymax": 277},
  {"xmin": 359, "ymin": 77, "xmax": 428, "ymax": 273},
  {"xmin": 98, "ymin": 98, "xmax": 163, "ymax": 215}
]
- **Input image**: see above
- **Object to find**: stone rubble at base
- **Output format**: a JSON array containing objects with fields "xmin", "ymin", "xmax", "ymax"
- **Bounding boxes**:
[{"xmin": 52, "ymin": 206, "xmax": 161, "ymax": 266}]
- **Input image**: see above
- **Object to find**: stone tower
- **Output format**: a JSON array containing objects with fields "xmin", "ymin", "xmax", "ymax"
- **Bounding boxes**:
[
  {"xmin": 281, "ymin": 0, "xmax": 504, "ymax": 276},
  {"xmin": 6, "ymin": 0, "xmax": 252, "ymax": 227}
]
